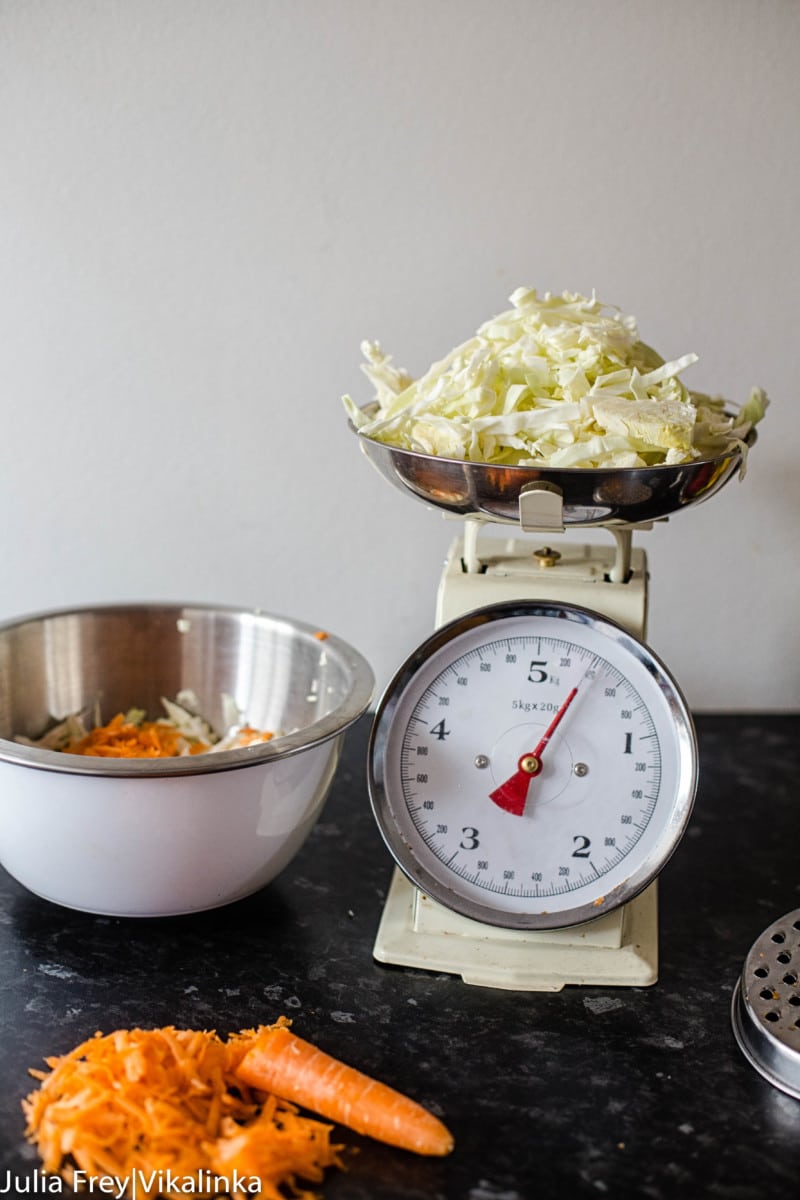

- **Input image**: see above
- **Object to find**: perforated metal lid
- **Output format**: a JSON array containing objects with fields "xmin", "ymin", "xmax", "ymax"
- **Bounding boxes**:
[{"xmin": 731, "ymin": 908, "xmax": 800, "ymax": 1099}]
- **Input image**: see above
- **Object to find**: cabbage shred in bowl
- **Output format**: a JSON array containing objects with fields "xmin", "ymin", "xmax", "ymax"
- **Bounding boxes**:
[{"xmin": 15, "ymin": 692, "xmax": 277, "ymax": 759}]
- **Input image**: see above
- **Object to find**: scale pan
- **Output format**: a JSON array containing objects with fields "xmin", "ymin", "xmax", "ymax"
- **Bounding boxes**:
[{"xmin": 352, "ymin": 417, "xmax": 755, "ymax": 528}]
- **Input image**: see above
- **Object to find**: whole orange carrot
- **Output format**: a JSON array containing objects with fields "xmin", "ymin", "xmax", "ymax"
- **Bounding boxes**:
[{"xmin": 235, "ymin": 1024, "xmax": 454, "ymax": 1157}]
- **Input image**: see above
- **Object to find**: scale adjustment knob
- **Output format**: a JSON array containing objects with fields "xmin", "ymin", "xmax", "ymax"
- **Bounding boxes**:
[{"xmin": 532, "ymin": 546, "xmax": 561, "ymax": 568}]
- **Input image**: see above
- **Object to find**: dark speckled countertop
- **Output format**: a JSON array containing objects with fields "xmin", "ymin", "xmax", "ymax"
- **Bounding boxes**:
[{"xmin": 1, "ymin": 713, "xmax": 799, "ymax": 1199}]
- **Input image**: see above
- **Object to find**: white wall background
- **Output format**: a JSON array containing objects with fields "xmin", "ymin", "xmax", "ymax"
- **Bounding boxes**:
[{"xmin": 0, "ymin": 0, "xmax": 797, "ymax": 711}]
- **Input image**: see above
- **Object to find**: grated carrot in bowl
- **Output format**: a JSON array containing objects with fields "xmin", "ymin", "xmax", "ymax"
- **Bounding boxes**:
[
  {"xmin": 23, "ymin": 1022, "xmax": 343, "ymax": 1199},
  {"xmin": 17, "ymin": 694, "xmax": 276, "ymax": 761},
  {"xmin": 64, "ymin": 714, "xmax": 211, "ymax": 759}
]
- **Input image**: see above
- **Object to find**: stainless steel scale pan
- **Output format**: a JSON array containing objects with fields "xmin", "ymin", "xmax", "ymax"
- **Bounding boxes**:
[{"xmin": 351, "ymin": 417, "xmax": 755, "ymax": 527}]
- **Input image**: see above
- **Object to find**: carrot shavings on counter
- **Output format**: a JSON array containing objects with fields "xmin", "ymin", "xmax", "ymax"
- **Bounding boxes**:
[{"xmin": 23, "ymin": 1024, "xmax": 343, "ymax": 1199}]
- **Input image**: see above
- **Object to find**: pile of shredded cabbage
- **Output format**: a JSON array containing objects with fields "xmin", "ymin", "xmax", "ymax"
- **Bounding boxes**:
[{"xmin": 343, "ymin": 287, "xmax": 768, "ymax": 470}]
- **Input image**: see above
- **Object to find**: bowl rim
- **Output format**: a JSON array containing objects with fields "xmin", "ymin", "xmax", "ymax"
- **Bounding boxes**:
[{"xmin": 0, "ymin": 601, "xmax": 375, "ymax": 778}]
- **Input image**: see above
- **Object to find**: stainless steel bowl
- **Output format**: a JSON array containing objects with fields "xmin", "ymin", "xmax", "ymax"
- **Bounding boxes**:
[
  {"xmin": 352, "ymin": 420, "xmax": 754, "ymax": 527},
  {"xmin": 0, "ymin": 603, "xmax": 374, "ymax": 915}
]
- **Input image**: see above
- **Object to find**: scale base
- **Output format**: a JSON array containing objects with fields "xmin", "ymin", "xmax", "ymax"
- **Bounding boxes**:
[{"xmin": 373, "ymin": 869, "xmax": 658, "ymax": 992}]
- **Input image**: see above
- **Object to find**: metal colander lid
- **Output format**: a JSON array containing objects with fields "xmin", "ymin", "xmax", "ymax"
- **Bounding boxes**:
[{"xmin": 731, "ymin": 908, "xmax": 800, "ymax": 1099}]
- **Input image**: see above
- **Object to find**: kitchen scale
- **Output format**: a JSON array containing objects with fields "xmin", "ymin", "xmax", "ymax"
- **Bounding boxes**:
[{"xmin": 353, "ymin": 423, "xmax": 752, "ymax": 991}]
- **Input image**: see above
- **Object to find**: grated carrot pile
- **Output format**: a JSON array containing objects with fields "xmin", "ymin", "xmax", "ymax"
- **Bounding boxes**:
[
  {"xmin": 23, "ymin": 1022, "xmax": 343, "ymax": 1199},
  {"xmin": 62, "ymin": 716, "xmax": 274, "ymax": 758},
  {"xmin": 64, "ymin": 714, "xmax": 211, "ymax": 759}
]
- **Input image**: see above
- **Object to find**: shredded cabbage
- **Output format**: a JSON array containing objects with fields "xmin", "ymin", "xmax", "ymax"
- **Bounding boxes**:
[
  {"xmin": 343, "ymin": 287, "xmax": 769, "ymax": 470},
  {"xmin": 15, "ymin": 694, "xmax": 275, "ymax": 756}
]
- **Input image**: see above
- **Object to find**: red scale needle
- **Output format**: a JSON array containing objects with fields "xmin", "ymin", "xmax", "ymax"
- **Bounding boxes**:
[{"xmin": 489, "ymin": 687, "xmax": 578, "ymax": 816}]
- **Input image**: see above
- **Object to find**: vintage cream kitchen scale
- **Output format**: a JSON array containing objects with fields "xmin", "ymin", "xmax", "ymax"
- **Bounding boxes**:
[{"xmin": 349, "ymin": 405, "xmax": 751, "ymax": 993}]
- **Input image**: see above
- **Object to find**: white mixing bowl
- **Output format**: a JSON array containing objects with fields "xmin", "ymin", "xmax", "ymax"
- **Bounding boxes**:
[{"xmin": 0, "ymin": 603, "xmax": 374, "ymax": 916}]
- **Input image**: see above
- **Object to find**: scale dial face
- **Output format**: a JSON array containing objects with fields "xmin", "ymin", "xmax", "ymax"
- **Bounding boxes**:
[{"xmin": 368, "ymin": 601, "xmax": 698, "ymax": 930}]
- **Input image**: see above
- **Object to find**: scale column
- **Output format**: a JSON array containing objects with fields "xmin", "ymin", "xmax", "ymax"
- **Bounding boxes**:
[{"xmin": 435, "ymin": 523, "xmax": 649, "ymax": 641}]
